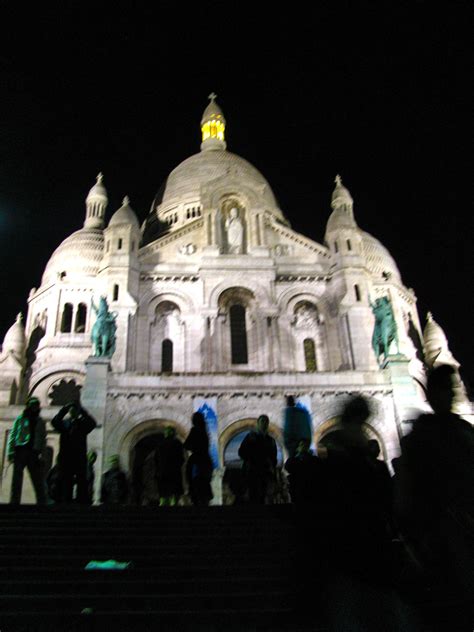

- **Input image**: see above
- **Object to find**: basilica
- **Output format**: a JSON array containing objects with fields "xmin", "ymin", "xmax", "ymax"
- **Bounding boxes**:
[{"xmin": 0, "ymin": 96, "xmax": 468, "ymax": 503}]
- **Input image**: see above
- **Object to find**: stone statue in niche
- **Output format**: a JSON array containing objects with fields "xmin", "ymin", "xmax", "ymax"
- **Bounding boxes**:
[
  {"xmin": 293, "ymin": 303, "xmax": 319, "ymax": 328},
  {"xmin": 224, "ymin": 207, "xmax": 244, "ymax": 254}
]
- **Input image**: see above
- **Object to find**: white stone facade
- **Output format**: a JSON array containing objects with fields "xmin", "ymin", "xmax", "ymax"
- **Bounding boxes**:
[{"xmin": 2, "ymin": 97, "xmax": 459, "ymax": 503}]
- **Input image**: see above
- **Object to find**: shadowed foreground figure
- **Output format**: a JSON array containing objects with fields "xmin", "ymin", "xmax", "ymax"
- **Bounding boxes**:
[
  {"xmin": 284, "ymin": 438, "xmax": 323, "ymax": 504},
  {"xmin": 8, "ymin": 397, "xmax": 47, "ymax": 505},
  {"xmin": 184, "ymin": 412, "xmax": 214, "ymax": 506},
  {"xmin": 155, "ymin": 426, "xmax": 184, "ymax": 506},
  {"xmin": 238, "ymin": 415, "xmax": 277, "ymax": 504},
  {"xmin": 101, "ymin": 455, "xmax": 129, "ymax": 505},
  {"xmin": 395, "ymin": 364, "xmax": 474, "ymax": 627}
]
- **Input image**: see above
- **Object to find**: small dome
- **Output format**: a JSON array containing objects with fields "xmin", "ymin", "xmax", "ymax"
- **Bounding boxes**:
[
  {"xmin": 326, "ymin": 206, "xmax": 357, "ymax": 233},
  {"xmin": 422, "ymin": 312, "xmax": 458, "ymax": 368},
  {"xmin": 41, "ymin": 228, "xmax": 104, "ymax": 286},
  {"xmin": 109, "ymin": 196, "xmax": 140, "ymax": 230},
  {"xmin": 86, "ymin": 173, "xmax": 108, "ymax": 203},
  {"xmin": 2, "ymin": 313, "xmax": 25, "ymax": 358},
  {"xmin": 360, "ymin": 231, "xmax": 401, "ymax": 282},
  {"xmin": 331, "ymin": 175, "xmax": 353, "ymax": 210}
]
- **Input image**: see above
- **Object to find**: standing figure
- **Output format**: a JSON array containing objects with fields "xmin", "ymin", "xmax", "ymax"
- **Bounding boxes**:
[
  {"xmin": 101, "ymin": 455, "xmax": 129, "ymax": 505},
  {"xmin": 225, "ymin": 207, "xmax": 244, "ymax": 253},
  {"xmin": 155, "ymin": 426, "xmax": 184, "ymax": 506},
  {"xmin": 51, "ymin": 401, "xmax": 97, "ymax": 504},
  {"xmin": 238, "ymin": 415, "xmax": 277, "ymax": 504},
  {"xmin": 184, "ymin": 412, "xmax": 214, "ymax": 506},
  {"xmin": 284, "ymin": 438, "xmax": 323, "ymax": 505},
  {"xmin": 283, "ymin": 396, "xmax": 313, "ymax": 458},
  {"xmin": 8, "ymin": 397, "xmax": 47, "ymax": 505},
  {"xmin": 395, "ymin": 365, "xmax": 474, "ymax": 616}
]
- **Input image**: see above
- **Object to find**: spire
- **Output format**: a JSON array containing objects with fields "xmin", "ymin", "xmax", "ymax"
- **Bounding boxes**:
[
  {"xmin": 200, "ymin": 93, "xmax": 226, "ymax": 151},
  {"xmin": 84, "ymin": 173, "xmax": 108, "ymax": 229},
  {"xmin": 331, "ymin": 174, "xmax": 354, "ymax": 211},
  {"xmin": 423, "ymin": 312, "xmax": 458, "ymax": 369},
  {"xmin": 326, "ymin": 175, "xmax": 357, "ymax": 235}
]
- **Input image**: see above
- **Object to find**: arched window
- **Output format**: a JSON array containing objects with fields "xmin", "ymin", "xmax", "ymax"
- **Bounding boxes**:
[
  {"xmin": 230, "ymin": 304, "xmax": 248, "ymax": 364},
  {"xmin": 347, "ymin": 239, "xmax": 352, "ymax": 251},
  {"xmin": 118, "ymin": 238, "xmax": 123, "ymax": 250},
  {"xmin": 74, "ymin": 303, "xmax": 87, "ymax": 333},
  {"xmin": 161, "ymin": 339, "xmax": 173, "ymax": 372},
  {"xmin": 60, "ymin": 303, "xmax": 73, "ymax": 333},
  {"xmin": 334, "ymin": 241, "xmax": 339, "ymax": 253},
  {"xmin": 113, "ymin": 284, "xmax": 119, "ymax": 301},
  {"xmin": 303, "ymin": 338, "xmax": 317, "ymax": 372},
  {"xmin": 354, "ymin": 284, "xmax": 361, "ymax": 302}
]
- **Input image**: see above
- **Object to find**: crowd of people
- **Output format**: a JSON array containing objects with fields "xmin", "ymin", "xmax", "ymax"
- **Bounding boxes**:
[{"xmin": 5, "ymin": 366, "xmax": 473, "ymax": 624}]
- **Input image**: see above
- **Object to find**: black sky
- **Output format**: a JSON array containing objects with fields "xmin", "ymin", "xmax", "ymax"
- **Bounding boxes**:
[{"xmin": 0, "ymin": 2, "xmax": 472, "ymax": 389}]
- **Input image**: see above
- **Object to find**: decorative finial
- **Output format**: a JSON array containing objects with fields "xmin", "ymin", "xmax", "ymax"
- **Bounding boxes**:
[
  {"xmin": 427, "ymin": 312, "xmax": 433, "ymax": 321},
  {"xmin": 123, "ymin": 195, "xmax": 130, "ymax": 205},
  {"xmin": 16, "ymin": 313, "xmax": 22, "ymax": 323},
  {"xmin": 208, "ymin": 92, "xmax": 217, "ymax": 102},
  {"xmin": 335, "ymin": 174, "xmax": 342, "ymax": 186},
  {"xmin": 96, "ymin": 172, "xmax": 104, "ymax": 184}
]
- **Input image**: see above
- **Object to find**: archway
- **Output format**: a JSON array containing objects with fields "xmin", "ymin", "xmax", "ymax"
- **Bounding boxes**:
[
  {"xmin": 314, "ymin": 417, "xmax": 387, "ymax": 461},
  {"xmin": 123, "ymin": 420, "xmax": 186, "ymax": 505},
  {"xmin": 220, "ymin": 419, "xmax": 286, "ymax": 505}
]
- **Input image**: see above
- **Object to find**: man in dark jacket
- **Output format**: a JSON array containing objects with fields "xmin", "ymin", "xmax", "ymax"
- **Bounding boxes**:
[
  {"xmin": 51, "ymin": 401, "xmax": 96, "ymax": 504},
  {"xmin": 238, "ymin": 415, "xmax": 277, "ymax": 504},
  {"xmin": 8, "ymin": 397, "xmax": 47, "ymax": 505}
]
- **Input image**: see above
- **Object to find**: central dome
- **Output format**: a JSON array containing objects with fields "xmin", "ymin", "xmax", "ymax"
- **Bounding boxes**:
[{"xmin": 160, "ymin": 150, "xmax": 278, "ymax": 209}]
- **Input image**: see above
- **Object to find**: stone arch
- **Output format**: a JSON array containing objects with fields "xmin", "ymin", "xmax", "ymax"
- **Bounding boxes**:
[
  {"xmin": 208, "ymin": 280, "xmax": 271, "ymax": 311},
  {"xmin": 219, "ymin": 417, "xmax": 285, "ymax": 464},
  {"xmin": 28, "ymin": 367, "xmax": 85, "ymax": 406},
  {"xmin": 314, "ymin": 416, "xmax": 388, "ymax": 461},
  {"xmin": 144, "ymin": 290, "xmax": 195, "ymax": 319},
  {"xmin": 105, "ymin": 402, "xmax": 190, "ymax": 463},
  {"xmin": 207, "ymin": 181, "xmax": 260, "ymax": 211},
  {"xmin": 117, "ymin": 417, "xmax": 188, "ymax": 473}
]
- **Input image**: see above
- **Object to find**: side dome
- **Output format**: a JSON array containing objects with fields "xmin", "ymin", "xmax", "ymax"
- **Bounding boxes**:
[
  {"xmin": 109, "ymin": 196, "xmax": 140, "ymax": 230},
  {"xmin": 159, "ymin": 150, "xmax": 279, "ymax": 210},
  {"xmin": 360, "ymin": 231, "xmax": 401, "ymax": 282},
  {"xmin": 41, "ymin": 228, "xmax": 104, "ymax": 286}
]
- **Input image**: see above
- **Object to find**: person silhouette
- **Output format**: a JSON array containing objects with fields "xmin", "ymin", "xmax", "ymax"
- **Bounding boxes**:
[{"xmin": 395, "ymin": 365, "xmax": 474, "ymax": 621}]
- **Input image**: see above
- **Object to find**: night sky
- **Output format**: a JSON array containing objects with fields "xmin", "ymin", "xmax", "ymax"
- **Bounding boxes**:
[{"xmin": 0, "ymin": 3, "xmax": 472, "ymax": 390}]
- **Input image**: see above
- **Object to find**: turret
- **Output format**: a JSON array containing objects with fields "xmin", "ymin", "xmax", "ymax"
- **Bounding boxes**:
[
  {"xmin": 1, "ymin": 313, "xmax": 26, "ymax": 363},
  {"xmin": 200, "ymin": 93, "xmax": 226, "ymax": 152},
  {"xmin": 84, "ymin": 173, "xmax": 108, "ymax": 229}
]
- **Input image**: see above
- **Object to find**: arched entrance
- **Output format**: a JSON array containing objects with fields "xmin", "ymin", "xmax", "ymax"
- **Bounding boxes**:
[
  {"xmin": 315, "ymin": 417, "xmax": 387, "ymax": 461},
  {"xmin": 220, "ymin": 419, "xmax": 286, "ymax": 505},
  {"xmin": 123, "ymin": 420, "xmax": 186, "ymax": 505}
]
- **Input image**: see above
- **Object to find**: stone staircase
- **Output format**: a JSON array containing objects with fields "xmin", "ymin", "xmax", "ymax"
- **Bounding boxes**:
[
  {"xmin": 0, "ymin": 504, "xmax": 327, "ymax": 632},
  {"xmin": 0, "ymin": 504, "xmax": 470, "ymax": 632}
]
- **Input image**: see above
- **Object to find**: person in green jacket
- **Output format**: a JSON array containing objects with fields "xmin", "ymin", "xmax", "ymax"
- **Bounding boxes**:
[{"xmin": 8, "ymin": 397, "xmax": 47, "ymax": 505}]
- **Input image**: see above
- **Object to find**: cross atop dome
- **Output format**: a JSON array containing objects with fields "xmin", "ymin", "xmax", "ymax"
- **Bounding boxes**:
[
  {"xmin": 201, "ymin": 93, "xmax": 226, "ymax": 152},
  {"xmin": 335, "ymin": 174, "xmax": 342, "ymax": 186}
]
